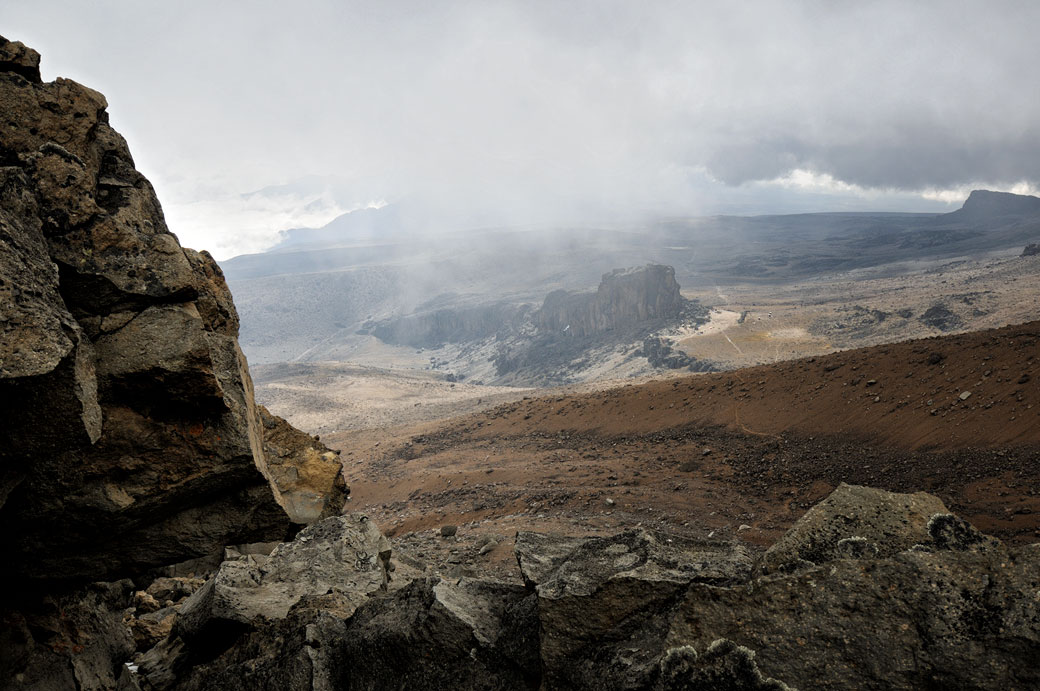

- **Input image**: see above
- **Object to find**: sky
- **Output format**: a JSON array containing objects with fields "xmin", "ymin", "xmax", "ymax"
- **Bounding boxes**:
[{"xmin": 3, "ymin": 1, "xmax": 1039, "ymax": 258}]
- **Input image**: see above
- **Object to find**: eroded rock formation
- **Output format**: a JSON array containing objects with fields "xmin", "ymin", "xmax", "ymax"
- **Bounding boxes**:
[
  {"xmin": 0, "ymin": 35, "xmax": 342, "ymax": 585},
  {"xmin": 535, "ymin": 264, "xmax": 685, "ymax": 338}
]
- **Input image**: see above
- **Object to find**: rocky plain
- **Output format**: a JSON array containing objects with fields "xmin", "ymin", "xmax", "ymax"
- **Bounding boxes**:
[{"xmin": 2, "ymin": 36, "xmax": 1040, "ymax": 691}]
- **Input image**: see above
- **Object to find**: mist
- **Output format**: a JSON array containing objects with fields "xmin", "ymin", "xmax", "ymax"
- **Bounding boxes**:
[{"xmin": 3, "ymin": 1, "xmax": 1039, "ymax": 258}]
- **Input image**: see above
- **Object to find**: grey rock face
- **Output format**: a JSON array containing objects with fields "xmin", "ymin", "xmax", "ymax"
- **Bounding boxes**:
[
  {"xmin": 136, "ymin": 514, "xmax": 415, "ymax": 689},
  {"xmin": 174, "ymin": 514, "xmax": 411, "ymax": 648},
  {"xmin": 132, "ymin": 486, "xmax": 1040, "ymax": 691},
  {"xmin": 668, "ymin": 545, "xmax": 1039, "ymax": 690},
  {"xmin": 535, "ymin": 264, "xmax": 685, "ymax": 338},
  {"xmin": 166, "ymin": 577, "xmax": 539, "ymax": 691},
  {"xmin": 0, "ymin": 581, "xmax": 139, "ymax": 691},
  {"xmin": 526, "ymin": 528, "xmax": 754, "ymax": 690},
  {"xmin": 757, "ymin": 483, "xmax": 948, "ymax": 574}
]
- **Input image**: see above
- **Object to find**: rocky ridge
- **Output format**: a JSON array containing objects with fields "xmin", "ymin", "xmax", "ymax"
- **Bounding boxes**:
[{"xmin": 125, "ymin": 485, "xmax": 1039, "ymax": 690}]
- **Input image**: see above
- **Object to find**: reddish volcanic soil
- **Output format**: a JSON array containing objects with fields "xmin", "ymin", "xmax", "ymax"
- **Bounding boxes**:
[{"xmin": 330, "ymin": 321, "xmax": 1039, "ymax": 579}]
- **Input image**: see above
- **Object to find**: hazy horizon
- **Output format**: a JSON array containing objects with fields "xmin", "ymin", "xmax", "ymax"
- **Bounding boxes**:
[{"xmin": 3, "ymin": 1, "xmax": 1039, "ymax": 259}]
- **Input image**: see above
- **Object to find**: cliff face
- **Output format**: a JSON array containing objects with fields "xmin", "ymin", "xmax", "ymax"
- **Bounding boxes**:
[
  {"xmin": 534, "ymin": 264, "xmax": 684, "ymax": 338},
  {"xmin": 0, "ymin": 36, "xmax": 341, "ymax": 584},
  {"xmin": 368, "ymin": 302, "xmax": 529, "ymax": 349}
]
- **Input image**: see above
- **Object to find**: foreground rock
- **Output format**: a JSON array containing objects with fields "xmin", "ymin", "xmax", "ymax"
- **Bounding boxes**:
[
  {"xmin": 135, "ymin": 514, "xmax": 420, "ymax": 688},
  {"xmin": 0, "ymin": 34, "xmax": 344, "ymax": 690},
  {"xmin": 757, "ymin": 482, "xmax": 948, "ymax": 574},
  {"xmin": 0, "ymin": 581, "xmax": 138, "ymax": 690},
  {"xmin": 521, "ymin": 528, "xmax": 755, "ymax": 689},
  {"xmin": 139, "ymin": 485, "xmax": 1040, "ymax": 690},
  {"xmin": 0, "ymin": 35, "xmax": 345, "ymax": 585}
]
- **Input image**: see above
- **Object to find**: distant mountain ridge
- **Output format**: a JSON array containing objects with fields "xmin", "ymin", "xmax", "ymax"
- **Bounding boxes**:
[
  {"xmin": 220, "ymin": 190, "xmax": 1040, "ymax": 366},
  {"xmin": 946, "ymin": 189, "xmax": 1040, "ymax": 224}
]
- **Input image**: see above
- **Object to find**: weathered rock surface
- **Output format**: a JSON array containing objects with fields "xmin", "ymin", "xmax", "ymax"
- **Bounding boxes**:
[
  {"xmin": 525, "ymin": 529, "xmax": 755, "ymax": 689},
  {"xmin": 0, "ymin": 581, "xmax": 139, "ymax": 691},
  {"xmin": 757, "ymin": 483, "xmax": 948, "ymax": 574},
  {"xmin": 0, "ymin": 35, "xmax": 346, "ymax": 586},
  {"xmin": 126, "ymin": 486, "xmax": 1040, "ymax": 690},
  {"xmin": 173, "ymin": 515, "xmax": 407, "ymax": 646},
  {"xmin": 668, "ymin": 544, "xmax": 1040, "ymax": 690},
  {"xmin": 259, "ymin": 405, "xmax": 347, "ymax": 523},
  {"xmin": 534, "ymin": 264, "xmax": 686, "ymax": 338},
  {"xmin": 136, "ymin": 514, "xmax": 421, "ymax": 689},
  {"xmin": 161, "ymin": 575, "xmax": 539, "ymax": 691},
  {"xmin": 1022, "ymin": 242, "xmax": 1039, "ymax": 257}
]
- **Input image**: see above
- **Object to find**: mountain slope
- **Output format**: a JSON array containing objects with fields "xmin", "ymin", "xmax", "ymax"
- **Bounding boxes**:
[{"xmin": 331, "ymin": 320, "xmax": 1040, "ymax": 557}]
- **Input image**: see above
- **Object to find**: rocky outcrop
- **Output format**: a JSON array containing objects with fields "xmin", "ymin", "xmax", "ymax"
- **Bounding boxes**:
[
  {"xmin": 0, "ymin": 35, "xmax": 342, "ymax": 588},
  {"xmin": 134, "ymin": 485, "xmax": 1040, "ymax": 690},
  {"xmin": 756, "ymin": 483, "xmax": 948, "ymax": 574},
  {"xmin": 366, "ymin": 301, "xmax": 529, "ymax": 349},
  {"xmin": 521, "ymin": 528, "xmax": 754, "ymax": 690},
  {"xmin": 1023, "ymin": 242, "xmax": 1039, "ymax": 257},
  {"xmin": 135, "ymin": 514, "xmax": 421, "ymax": 689},
  {"xmin": 640, "ymin": 336, "xmax": 715, "ymax": 372},
  {"xmin": 259, "ymin": 405, "xmax": 346, "ymax": 523},
  {"xmin": 534, "ymin": 264, "xmax": 686, "ymax": 338},
  {"xmin": 947, "ymin": 189, "xmax": 1040, "ymax": 224},
  {"xmin": 0, "ymin": 580, "xmax": 139, "ymax": 690}
]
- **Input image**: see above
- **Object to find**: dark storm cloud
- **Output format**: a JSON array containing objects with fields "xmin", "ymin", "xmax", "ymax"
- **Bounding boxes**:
[{"xmin": 2, "ymin": 0, "xmax": 1037, "ymax": 255}]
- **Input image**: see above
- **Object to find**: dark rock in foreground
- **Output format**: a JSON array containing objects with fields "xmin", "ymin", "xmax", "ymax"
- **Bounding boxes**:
[
  {"xmin": 0, "ymin": 34, "xmax": 350, "ymax": 588},
  {"xmin": 0, "ymin": 34, "xmax": 303, "ymax": 584},
  {"xmin": 125, "ymin": 485, "xmax": 1040, "ymax": 690}
]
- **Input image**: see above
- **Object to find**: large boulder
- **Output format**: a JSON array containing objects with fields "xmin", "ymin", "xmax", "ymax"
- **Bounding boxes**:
[
  {"xmin": 667, "ymin": 543, "xmax": 1040, "ymax": 690},
  {"xmin": 173, "ymin": 515, "xmax": 410, "ymax": 647},
  {"xmin": 757, "ymin": 483, "xmax": 948, "ymax": 574},
  {"xmin": 521, "ymin": 528, "xmax": 754, "ymax": 689},
  {"xmin": 165, "ymin": 576, "xmax": 540, "ymax": 691},
  {"xmin": 0, "ymin": 580, "xmax": 139, "ymax": 691},
  {"xmin": 0, "ymin": 35, "xmax": 345, "ymax": 586}
]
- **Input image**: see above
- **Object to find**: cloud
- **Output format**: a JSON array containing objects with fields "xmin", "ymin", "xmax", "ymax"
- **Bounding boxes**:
[{"xmin": 2, "ymin": 0, "xmax": 1037, "ymax": 256}]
